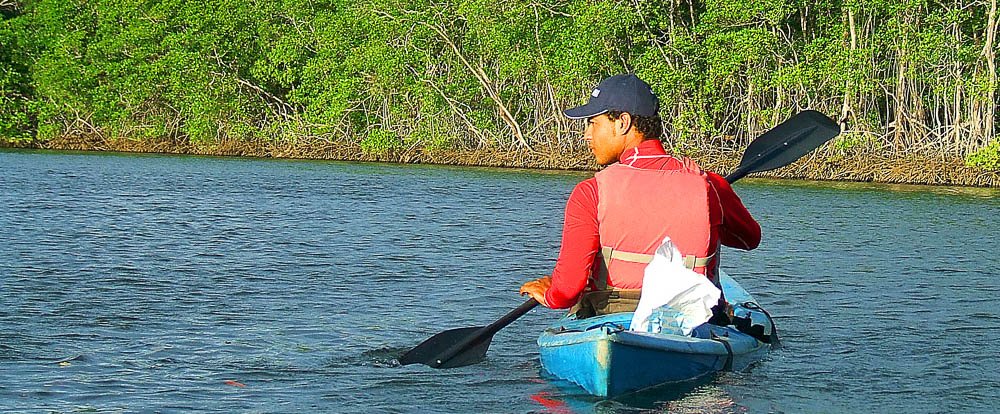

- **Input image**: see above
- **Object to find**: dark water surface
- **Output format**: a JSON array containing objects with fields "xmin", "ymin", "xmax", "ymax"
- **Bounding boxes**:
[{"xmin": 1, "ymin": 149, "xmax": 998, "ymax": 413}]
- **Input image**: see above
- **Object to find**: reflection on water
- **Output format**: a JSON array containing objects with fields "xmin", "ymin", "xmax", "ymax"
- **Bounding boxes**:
[{"xmin": 527, "ymin": 373, "xmax": 753, "ymax": 414}]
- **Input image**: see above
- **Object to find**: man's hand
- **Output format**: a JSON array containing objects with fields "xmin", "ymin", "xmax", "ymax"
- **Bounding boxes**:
[{"xmin": 519, "ymin": 276, "xmax": 552, "ymax": 308}]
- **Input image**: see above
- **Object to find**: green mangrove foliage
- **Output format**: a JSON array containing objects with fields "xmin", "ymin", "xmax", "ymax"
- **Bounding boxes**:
[{"xmin": 1, "ymin": 0, "xmax": 998, "ymax": 169}]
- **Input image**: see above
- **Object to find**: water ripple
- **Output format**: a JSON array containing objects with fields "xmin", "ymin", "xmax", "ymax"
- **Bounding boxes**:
[{"xmin": 1, "ymin": 150, "xmax": 997, "ymax": 412}]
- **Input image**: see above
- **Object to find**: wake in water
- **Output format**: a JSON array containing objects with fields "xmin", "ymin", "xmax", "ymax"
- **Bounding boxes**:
[{"xmin": 328, "ymin": 346, "xmax": 408, "ymax": 369}]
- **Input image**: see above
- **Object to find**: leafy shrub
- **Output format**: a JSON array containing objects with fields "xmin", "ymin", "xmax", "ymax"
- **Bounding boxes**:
[
  {"xmin": 360, "ymin": 128, "xmax": 401, "ymax": 155},
  {"xmin": 966, "ymin": 141, "xmax": 1000, "ymax": 171},
  {"xmin": 408, "ymin": 119, "xmax": 454, "ymax": 151},
  {"xmin": 831, "ymin": 132, "xmax": 876, "ymax": 153}
]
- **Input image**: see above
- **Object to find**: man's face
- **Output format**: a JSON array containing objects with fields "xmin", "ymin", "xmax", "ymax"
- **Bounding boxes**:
[{"xmin": 584, "ymin": 114, "xmax": 622, "ymax": 165}]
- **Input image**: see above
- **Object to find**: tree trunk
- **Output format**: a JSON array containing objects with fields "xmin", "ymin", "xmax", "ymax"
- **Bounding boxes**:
[
  {"xmin": 981, "ymin": 0, "xmax": 998, "ymax": 150},
  {"xmin": 952, "ymin": 0, "xmax": 963, "ymax": 153},
  {"xmin": 841, "ymin": 6, "xmax": 857, "ymax": 132},
  {"xmin": 688, "ymin": 0, "xmax": 696, "ymax": 27}
]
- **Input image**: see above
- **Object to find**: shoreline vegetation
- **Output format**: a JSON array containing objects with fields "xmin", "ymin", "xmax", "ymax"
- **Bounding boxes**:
[
  {"xmin": 2, "ymin": 1, "xmax": 999, "ymax": 187},
  {"xmin": 3, "ymin": 134, "xmax": 997, "ymax": 187}
]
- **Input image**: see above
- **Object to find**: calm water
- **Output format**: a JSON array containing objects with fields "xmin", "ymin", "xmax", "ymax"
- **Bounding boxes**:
[{"xmin": 1, "ymin": 149, "xmax": 998, "ymax": 413}]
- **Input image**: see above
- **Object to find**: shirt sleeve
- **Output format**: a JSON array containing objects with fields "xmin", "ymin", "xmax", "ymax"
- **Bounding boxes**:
[
  {"xmin": 544, "ymin": 178, "xmax": 601, "ymax": 309},
  {"xmin": 707, "ymin": 172, "xmax": 761, "ymax": 250}
]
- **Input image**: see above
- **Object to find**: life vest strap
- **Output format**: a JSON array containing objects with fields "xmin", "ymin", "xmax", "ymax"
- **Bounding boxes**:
[
  {"xmin": 600, "ymin": 246, "xmax": 713, "ymax": 270},
  {"xmin": 600, "ymin": 246, "xmax": 654, "ymax": 264}
]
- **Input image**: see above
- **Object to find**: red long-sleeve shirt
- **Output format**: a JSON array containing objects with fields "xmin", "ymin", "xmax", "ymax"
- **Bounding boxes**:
[{"xmin": 544, "ymin": 140, "xmax": 762, "ymax": 309}]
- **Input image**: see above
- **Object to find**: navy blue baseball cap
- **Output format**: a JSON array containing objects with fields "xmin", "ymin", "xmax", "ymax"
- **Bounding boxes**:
[{"xmin": 563, "ymin": 74, "xmax": 659, "ymax": 119}]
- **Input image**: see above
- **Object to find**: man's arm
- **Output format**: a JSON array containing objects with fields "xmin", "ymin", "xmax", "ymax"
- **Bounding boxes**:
[
  {"xmin": 707, "ymin": 172, "xmax": 761, "ymax": 250},
  {"xmin": 520, "ymin": 179, "xmax": 601, "ymax": 309}
]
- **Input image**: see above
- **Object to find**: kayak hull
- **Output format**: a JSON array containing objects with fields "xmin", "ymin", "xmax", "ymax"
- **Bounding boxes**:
[{"xmin": 537, "ymin": 272, "xmax": 773, "ymax": 398}]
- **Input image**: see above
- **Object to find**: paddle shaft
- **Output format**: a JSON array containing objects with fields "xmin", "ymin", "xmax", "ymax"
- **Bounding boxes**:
[
  {"xmin": 724, "ymin": 170, "xmax": 745, "ymax": 184},
  {"xmin": 429, "ymin": 298, "xmax": 538, "ymax": 367},
  {"xmin": 725, "ymin": 165, "xmax": 757, "ymax": 184}
]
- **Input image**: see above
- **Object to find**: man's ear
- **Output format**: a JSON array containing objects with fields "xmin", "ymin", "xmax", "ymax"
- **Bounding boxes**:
[{"xmin": 615, "ymin": 112, "xmax": 633, "ymax": 135}]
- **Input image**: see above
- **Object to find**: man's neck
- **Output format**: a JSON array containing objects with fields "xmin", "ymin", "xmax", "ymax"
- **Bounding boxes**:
[{"xmin": 620, "ymin": 134, "xmax": 648, "ymax": 153}]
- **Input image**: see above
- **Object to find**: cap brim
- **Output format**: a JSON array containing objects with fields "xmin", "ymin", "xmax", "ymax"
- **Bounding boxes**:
[{"xmin": 563, "ymin": 103, "xmax": 608, "ymax": 120}]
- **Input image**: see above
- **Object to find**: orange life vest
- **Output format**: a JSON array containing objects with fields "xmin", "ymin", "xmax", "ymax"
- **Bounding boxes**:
[{"xmin": 593, "ymin": 157, "xmax": 716, "ymax": 289}]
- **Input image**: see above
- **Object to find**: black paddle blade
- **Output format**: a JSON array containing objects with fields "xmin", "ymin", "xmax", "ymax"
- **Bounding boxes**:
[
  {"xmin": 400, "ymin": 299, "xmax": 538, "ymax": 369},
  {"xmin": 727, "ymin": 110, "xmax": 840, "ymax": 182},
  {"xmin": 398, "ymin": 326, "xmax": 494, "ymax": 368}
]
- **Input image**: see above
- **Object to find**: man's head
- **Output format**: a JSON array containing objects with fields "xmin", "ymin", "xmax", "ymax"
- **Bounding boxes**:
[{"xmin": 563, "ymin": 74, "xmax": 662, "ymax": 165}]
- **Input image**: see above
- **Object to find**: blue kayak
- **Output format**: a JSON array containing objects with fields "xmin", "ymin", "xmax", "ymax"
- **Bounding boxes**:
[{"xmin": 537, "ymin": 272, "xmax": 775, "ymax": 398}]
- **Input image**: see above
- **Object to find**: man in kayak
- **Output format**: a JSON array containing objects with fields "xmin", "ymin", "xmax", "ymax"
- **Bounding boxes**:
[{"xmin": 519, "ymin": 73, "xmax": 761, "ymax": 320}]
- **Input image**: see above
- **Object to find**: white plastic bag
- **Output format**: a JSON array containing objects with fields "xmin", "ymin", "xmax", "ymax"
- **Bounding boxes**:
[{"xmin": 629, "ymin": 237, "xmax": 721, "ymax": 335}]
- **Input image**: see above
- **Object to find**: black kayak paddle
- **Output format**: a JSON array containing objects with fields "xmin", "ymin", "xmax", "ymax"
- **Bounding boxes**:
[{"xmin": 399, "ymin": 109, "xmax": 840, "ymax": 369}]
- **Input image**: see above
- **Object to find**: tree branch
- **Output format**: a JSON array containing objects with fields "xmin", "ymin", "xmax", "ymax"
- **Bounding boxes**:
[{"xmin": 373, "ymin": 8, "xmax": 530, "ymax": 149}]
